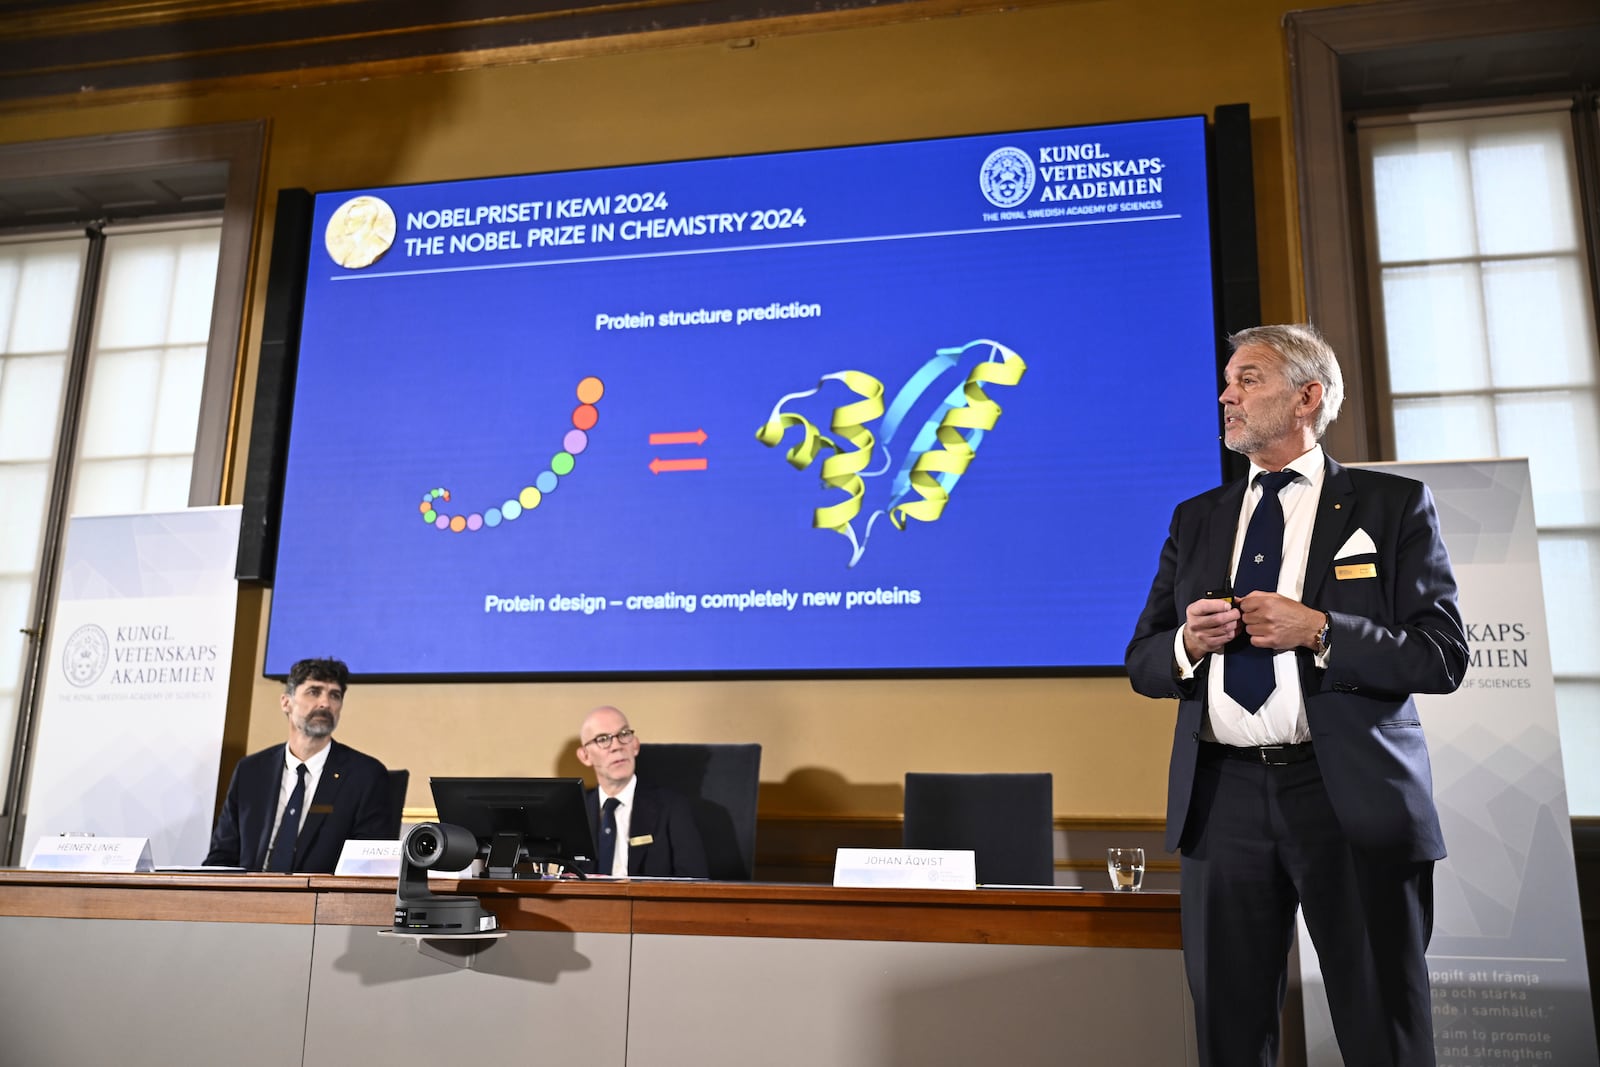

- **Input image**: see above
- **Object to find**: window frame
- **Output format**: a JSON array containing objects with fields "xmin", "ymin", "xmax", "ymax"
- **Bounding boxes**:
[
  {"xmin": 1287, "ymin": 0, "xmax": 1600, "ymax": 818},
  {"xmin": 0, "ymin": 123, "xmax": 262, "ymax": 506},
  {"xmin": 1352, "ymin": 99, "xmax": 1595, "ymax": 462},
  {"xmin": 0, "ymin": 122, "xmax": 262, "ymax": 862},
  {"xmin": 1285, "ymin": 0, "xmax": 1600, "ymax": 464}
]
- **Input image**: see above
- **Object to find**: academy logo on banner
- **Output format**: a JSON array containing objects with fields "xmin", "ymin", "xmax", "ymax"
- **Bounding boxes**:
[
  {"xmin": 57, "ymin": 621, "xmax": 220, "ymax": 694},
  {"xmin": 61, "ymin": 624, "xmax": 110, "ymax": 687}
]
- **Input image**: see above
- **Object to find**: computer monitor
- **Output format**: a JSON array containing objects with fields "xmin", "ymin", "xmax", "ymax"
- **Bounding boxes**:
[{"xmin": 429, "ymin": 776, "xmax": 597, "ymax": 878}]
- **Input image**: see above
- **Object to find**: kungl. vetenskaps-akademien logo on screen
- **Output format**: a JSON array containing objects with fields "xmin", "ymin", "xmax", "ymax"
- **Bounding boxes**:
[
  {"xmin": 62, "ymin": 624, "xmax": 109, "ymax": 688},
  {"xmin": 979, "ymin": 147, "xmax": 1036, "ymax": 208}
]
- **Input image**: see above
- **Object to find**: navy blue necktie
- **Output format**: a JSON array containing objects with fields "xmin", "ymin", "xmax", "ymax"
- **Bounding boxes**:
[
  {"xmin": 1224, "ymin": 470, "xmax": 1298, "ymax": 713},
  {"xmin": 266, "ymin": 763, "xmax": 308, "ymax": 873},
  {"xmin": 596, "ymin": 796, "xmax": 621, "ymax": 875}
]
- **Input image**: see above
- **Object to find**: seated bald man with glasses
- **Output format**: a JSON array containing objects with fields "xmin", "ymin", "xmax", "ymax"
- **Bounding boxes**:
[{"xmin": 575, "ymin": 706, "xmax": 708, "ymax": 878}]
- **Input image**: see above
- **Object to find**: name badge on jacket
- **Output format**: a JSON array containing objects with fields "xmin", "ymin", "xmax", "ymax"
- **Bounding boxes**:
[{"xmin": 1333, "ymin": 528, "xmax": 1378, "ymax": 581}]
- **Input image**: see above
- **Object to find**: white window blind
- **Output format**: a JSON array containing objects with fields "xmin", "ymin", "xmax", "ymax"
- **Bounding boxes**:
[
  {"xmin": 73, "ymin": 224, "xmax": 221, "ymax": 516},
  {"xmin": 0, "ymin": 236, "xmax": 87, "ymax": 787}
]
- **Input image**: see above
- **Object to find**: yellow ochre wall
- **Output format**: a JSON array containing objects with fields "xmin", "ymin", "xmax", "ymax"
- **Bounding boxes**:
[{"xmin": 0, "ymin": 0, "xmax": 1349, "ymax": 821}]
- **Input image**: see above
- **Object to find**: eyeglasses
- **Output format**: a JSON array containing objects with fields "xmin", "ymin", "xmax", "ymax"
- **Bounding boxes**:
[{"xmin": 582, "ymin": 728, "xmax": 636, "ymax": 749}]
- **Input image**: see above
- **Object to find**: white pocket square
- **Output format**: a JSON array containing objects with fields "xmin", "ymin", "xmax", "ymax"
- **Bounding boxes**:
[{"xmin": 1334, "ymin": 528, "xmax": 1376, "ymax": 559}]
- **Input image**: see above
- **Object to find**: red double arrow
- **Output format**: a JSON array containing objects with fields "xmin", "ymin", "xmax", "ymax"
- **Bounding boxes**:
[
  {"xmin": 648, "ymin": 428, "xmax": 708, "ymax": 446},
  {"xmin": 649, "ymin": 457, "xmax": 708, "ymax": 475}
]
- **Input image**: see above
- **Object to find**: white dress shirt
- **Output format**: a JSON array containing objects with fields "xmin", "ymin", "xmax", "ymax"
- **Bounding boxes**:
[
  {"xmin": 265, "ymin": 742, "xmax": 331, "ymax": 855},
  {"xmin": 600, "ymin": 774, "xmax": 639, "ymax": 877},
  {"xmin": 1177, "ymin": 445, "xmax": 1327, "ymax": 747}
]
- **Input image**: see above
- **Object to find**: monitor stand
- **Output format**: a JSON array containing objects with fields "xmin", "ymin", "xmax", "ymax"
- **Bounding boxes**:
[{"xmin": 484, "ymin": 830, "xmax": 588, "ymax": 879}]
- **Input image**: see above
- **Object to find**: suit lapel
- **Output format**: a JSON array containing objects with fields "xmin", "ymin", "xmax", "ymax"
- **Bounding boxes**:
[
  {"xmin": 1208, "ymin": 478, "xmax": 1248, "ymax": 586},
  {"xmin": 583, "ymin": 788, "xmax": 604, "ymax": 873},
  {"xmin": 1305, "ymin": 456, "xmax": 1357, "ymax": 604},
  {"xmin": 254, "ymin": 744, "xmax": 288, "ymax": 863}
]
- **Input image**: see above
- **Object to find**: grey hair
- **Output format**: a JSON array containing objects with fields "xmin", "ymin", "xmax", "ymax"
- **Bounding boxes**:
[{"xmin": 1228, "ymin": 323, "xmax": 1345, "ymax": 438}]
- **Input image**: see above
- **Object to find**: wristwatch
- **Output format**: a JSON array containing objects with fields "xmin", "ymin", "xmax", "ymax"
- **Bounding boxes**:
[{"xmin": 1312, "ymin": 612, "xmax": 1331, "ymax": 656}]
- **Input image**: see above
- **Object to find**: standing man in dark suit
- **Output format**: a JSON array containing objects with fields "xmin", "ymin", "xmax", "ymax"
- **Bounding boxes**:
[
  {"xmin": 1126, "ymin": 324, "xmax": 1468, "ymax": 1067},
  {"xmin": 204, "ymin": 657, "xmax": 390, "ymax": 872},
  {"xmin": 576, "ymin": 705, "xmax": 708, "ymax": 878}
]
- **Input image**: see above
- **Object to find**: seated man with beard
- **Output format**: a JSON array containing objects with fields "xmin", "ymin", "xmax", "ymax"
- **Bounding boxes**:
[{"xmin": 204, "ymin": 657, "xmax": 391, "ymax": 872}]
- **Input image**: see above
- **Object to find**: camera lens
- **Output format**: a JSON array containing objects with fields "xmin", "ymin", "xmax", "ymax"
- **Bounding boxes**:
[{"xmin": 404, "ymin": 821, "xmax": 476, "ymax": 870}]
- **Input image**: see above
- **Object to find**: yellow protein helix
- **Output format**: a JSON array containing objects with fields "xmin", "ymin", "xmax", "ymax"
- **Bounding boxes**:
[{"xmin": 755, "ymin": 370, "xmax": 885, "ymax": 563}]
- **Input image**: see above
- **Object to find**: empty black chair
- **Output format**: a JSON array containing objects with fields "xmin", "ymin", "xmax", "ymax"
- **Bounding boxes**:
[
  {"xmin": 635, "ymin": 743, "xmax": 761, "ymax": 880},
  {"xmin": 385, "ymin": 768, "xmax": 410, "ymax": 839},
  {"xmin": 902, "ymin": 772, "xmax": 1054, "ymax": 885}
]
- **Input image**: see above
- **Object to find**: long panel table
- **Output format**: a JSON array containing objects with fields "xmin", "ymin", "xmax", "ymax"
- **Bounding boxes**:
[{"xmin": 0, "ymin": 872, "xmax": 1194, "ymax": 1066}]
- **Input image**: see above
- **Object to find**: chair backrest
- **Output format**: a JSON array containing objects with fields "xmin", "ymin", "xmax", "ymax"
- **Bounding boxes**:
[
  {"xmin": 385, "ymin": 768, "xmax": 410, "ymax": 839},
  {"xmin": 635, "ymin": 743, "xmax": 761, "ymax": 880},
  {"xmin": 902, "ymin": 772, "xmax": 1054, "ymax": 885}
]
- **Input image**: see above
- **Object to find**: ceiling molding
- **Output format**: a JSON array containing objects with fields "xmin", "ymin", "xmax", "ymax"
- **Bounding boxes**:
[{"xmin": 0, "ymin": 0, "xmax": 1040, "ymax": 108}]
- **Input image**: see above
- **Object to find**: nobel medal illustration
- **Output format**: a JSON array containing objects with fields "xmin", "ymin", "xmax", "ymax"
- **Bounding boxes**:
[{"xmin": 324, "ymin": 195, "xmax": 397, "ymax": 269}]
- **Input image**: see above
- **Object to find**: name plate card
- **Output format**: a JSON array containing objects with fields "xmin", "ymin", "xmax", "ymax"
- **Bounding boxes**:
[
  {"xmin": 832, "ymin": 847, "xmax": 976, "ymax": 890},
  {"xmin": 334, "ymin": 840, "xmax": 403, "ymax": 877},
  {"xmin": 27, "ymin": 836, "xmax": 153, "ymax": 873}
]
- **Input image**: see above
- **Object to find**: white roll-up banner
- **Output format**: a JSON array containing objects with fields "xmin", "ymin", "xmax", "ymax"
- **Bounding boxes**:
[{"xmin": 21, "ymin": 506, "xmax": 241, "ymax": 867}]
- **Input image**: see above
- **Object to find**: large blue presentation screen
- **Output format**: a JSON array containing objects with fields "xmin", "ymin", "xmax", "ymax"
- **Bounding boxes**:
[{"xmin": 264, "ymin": 114, "xmax": 1223, "ymax": 677}]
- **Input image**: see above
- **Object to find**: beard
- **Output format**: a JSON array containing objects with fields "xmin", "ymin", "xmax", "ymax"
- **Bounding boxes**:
[
  {"xmin": 1224, "ymin": 404, "xmax": 1294, "ymax": 457},
  {"xmin": 300, "ymin": 712, "xmax": 336, "ymax": 738}
]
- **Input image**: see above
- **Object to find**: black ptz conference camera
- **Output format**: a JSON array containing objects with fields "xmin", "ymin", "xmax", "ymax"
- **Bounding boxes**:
[{"xmin": 392, "ymin": 821, "xmax": 497, "ymax": 935}]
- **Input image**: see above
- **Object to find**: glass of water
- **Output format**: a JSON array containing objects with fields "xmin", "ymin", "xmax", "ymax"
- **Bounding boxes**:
[{"xmin": 1106, "ymin": 847, "xmax": 1145, "ymax": 891}]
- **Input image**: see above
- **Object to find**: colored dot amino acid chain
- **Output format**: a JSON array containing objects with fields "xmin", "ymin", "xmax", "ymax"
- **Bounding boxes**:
[{"xmin": 418, "ymin": 376, "xmax": 603, "ymax": 533}]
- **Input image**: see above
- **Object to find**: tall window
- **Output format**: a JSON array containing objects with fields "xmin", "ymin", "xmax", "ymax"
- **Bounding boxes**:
[
  {"xmin": 1357, "ymin": 103, "xmax": 1600, "ymax": 812},
  {"xmin": 0, "ymin": 236, "xmax": 87, "ymax": 797},
  {"xmin": 74, "ymin": 226, "xmax": 222, "ymax": 515},
  {"xmin": 0, "ymin": 222, "xmax": 221, "ymax": 802}
]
